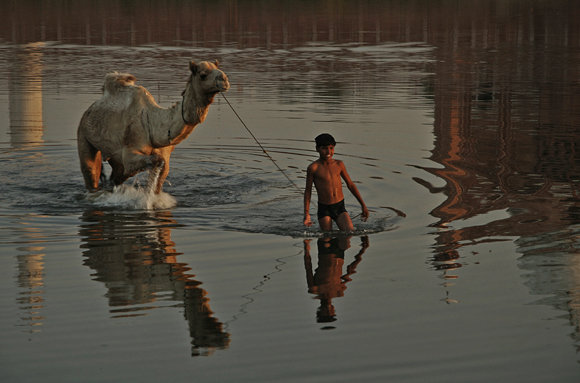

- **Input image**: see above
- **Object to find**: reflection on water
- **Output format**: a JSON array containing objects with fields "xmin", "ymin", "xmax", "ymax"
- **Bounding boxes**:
[
  {"xmin": 407, "ymin": 0, "xmax": 580, "ymax": 352},
  {"xmin": 16, "ymin": 245, "xmax": 46, "ymax": 332},
  {"xmin": 78, "ymin": 210, "xmax": 230, "ymax": 356},
  {"xmin": 8, "ymin": 214, "xmax": 56, "ymax": 334},
  {"xmin": 516, "ymin": 228, "xmax": 580, "ymax": 346},
  {"xmin": 8, "ymin": 43, "xmax": 45, "ymax": 149},
  {"xmin": 2, "ymin": 0, "xmax": 580, "ymax": 379},
  {"xmin": 303, "ymin": 236, "xmax": 368, "ymax": 327}
]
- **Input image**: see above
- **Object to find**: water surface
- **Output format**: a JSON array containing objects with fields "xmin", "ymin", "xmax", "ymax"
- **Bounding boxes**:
[{"xmin": 1, "ymin": 1, "xmax": 580, "ymax": 382}]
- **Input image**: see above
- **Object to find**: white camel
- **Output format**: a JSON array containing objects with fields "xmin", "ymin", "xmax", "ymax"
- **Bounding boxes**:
[{"xmin": 77, "ymin": 60, "xmax": 229, "ymax": 194}]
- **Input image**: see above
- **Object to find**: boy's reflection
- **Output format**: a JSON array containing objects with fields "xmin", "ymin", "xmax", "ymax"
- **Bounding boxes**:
[
  {"xmin": 303, "ymin": 236, "xmax": 369, "ymax": 325},
  {"xmin": 79, "ymin": 210, "xmax": 230, "ymax": 356}
]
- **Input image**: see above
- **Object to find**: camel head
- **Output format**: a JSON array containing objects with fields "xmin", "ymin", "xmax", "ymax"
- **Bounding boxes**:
[{"xmin": 187, "ymin": 60, "xmax": 230, "ymax": 97}]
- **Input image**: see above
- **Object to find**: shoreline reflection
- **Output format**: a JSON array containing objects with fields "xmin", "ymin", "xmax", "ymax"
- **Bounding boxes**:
[
  {"xmin": 411, "ymin": 1, "xmax": 580, "ymax": 355},
  {"xmin": 9, "ymin": 43, "xmax": 45, "ymax": 149},
  {"xmin": 78, "ymin": 210, "xmax": 230, "ymax": 356},
  {"xmin": 303, "ymin": 236, "xmax": 369, "ymax": 327}
]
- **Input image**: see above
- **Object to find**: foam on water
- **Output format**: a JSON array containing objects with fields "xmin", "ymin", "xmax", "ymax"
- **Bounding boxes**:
[{"xmin": 85, "ymin": 169, "xmax": 177, "ymax": 210}]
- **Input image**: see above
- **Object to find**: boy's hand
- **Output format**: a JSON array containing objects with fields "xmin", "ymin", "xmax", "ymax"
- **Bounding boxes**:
[
  {"xmin": 303, "ymin": 213, "xmax": 313, "ymax": 226},
  {"xmin": 361, "ymin": 206, "xmax": 370, "ymax": 222},
  {"xmin": 360, "ymin": 236, "xmax": 369, "ymax": 249}
]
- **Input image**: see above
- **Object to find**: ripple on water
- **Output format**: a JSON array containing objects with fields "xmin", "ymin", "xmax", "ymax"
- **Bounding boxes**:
[{"xmin": 2, "ymin": 136, "xmax": 403, "ymax": 238}]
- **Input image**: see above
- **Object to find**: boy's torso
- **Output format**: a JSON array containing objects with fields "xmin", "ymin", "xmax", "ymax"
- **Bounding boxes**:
[{"xmin": 312, "ymin": 159, "xmax": 345, "ymax": 204}]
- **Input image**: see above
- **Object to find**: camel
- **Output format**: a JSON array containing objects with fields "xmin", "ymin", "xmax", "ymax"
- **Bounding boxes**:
[{"xmin": 77, "ymin": 60, "xmax": 229, "ymax": 194}]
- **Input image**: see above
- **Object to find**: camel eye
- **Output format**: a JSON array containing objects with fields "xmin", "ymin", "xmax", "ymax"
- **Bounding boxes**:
[{"xmin": 200, "ymin": 74, "xmax": 207, "ymax": 81}]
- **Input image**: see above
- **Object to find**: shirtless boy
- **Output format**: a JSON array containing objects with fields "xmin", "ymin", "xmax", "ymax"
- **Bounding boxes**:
[{"xmin": 303, "ymin": 133, "xmax": 369, "ymax": 231}]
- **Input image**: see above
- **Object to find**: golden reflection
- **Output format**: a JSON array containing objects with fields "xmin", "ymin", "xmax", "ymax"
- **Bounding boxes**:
[
  {"xmin": 303, "ymin": 236, "xmax": 369, "ymax": 327},
  {"xmin": 8, "ymin": 215, "xmax": 51, "ymax": 334},
  {"xmin": 8, "ymin": 43, "xmax": 45, "ymax": 149},
  {"xmin": 78, "ymin": 210, "xmax": 230, "ymax": 356},
  {"xmin": 16, "ymin": 246, "xmax": 46, "ymax": 332}
]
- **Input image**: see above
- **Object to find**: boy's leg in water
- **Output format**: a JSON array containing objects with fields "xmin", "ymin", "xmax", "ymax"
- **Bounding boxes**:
[
  {"xmin": 336, "ymin": 212, "xmax": 354, "ymax": 231},
  {"xmin": 318, "ymin": 216, "xmax": 333, "ymax": 231}
]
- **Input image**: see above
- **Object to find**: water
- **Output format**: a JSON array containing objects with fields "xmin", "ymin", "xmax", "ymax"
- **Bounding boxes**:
[{"xmin": 1, "ymin": 1, "xmax": 580, "ymax": 382}]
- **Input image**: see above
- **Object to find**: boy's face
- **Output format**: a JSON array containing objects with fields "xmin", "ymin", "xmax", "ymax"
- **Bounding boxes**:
[{"xmin": 317, "ymin": 144, "xmax": 335, "ymax": 159}]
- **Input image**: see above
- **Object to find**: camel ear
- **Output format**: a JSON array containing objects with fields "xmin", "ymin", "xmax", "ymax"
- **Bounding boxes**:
[
  {"xmin": 214, "ymin": 60, "xmax": 219, "ymax": 67},
  {"xmin": 189, "ymin": 61, "xmax": 197, "ymax": 74}
]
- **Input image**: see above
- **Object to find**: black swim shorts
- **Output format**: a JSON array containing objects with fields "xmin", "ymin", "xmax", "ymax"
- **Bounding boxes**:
[
  {"xmin": 317, "ymin": 237, "xmax": 346, "ymax": 259},
  {"xmin": 317, "ymin": 200, "xmax": 348, "ymax": 221}
]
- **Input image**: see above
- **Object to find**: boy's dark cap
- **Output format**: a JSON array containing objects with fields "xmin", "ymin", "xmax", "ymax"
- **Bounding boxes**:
[{"xmin": 315, "ymin": 133, "xmax": 336, "ymax": 147}]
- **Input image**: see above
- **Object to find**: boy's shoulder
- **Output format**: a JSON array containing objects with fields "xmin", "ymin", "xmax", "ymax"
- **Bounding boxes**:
[
  {"xmin": 307, "ymin": 158, "xmax": 322, "ymax": 168},
  {"xmin": 307, "ymin": 158, "xmax": 344, "ymax": 170},
  {"xmin": 306, "ymin": 161, "xmax": 317, "ymax": 174}
]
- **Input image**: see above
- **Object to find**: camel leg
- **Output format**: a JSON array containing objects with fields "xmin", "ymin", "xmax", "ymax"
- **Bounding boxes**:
[
  {"xmin": 154, "ymin": 147, "xmax": 174, "ymax": 194},
  {"xmin": 152, "ymin": 160, "xmax": 170, "ymax": 194},
  {"xmin": 77, "ymin": 133, "xmax": 102, "ymax": 192},
  {"xmin": 117, "ymin": 148, "xmax": 165, "ymax": 192},
  {"xmin": 122, "ymin": 149, "xmax": 164, "ymax": 176},
  {"xmin": 108, "ymin": 158, "xmax": 129, "ymax": 187}
]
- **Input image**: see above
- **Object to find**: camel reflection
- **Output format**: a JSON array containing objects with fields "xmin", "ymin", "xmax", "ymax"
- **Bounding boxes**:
[
  {"xmin": 78, "ymin": 210, "xmax": 230, "ymax": 356},
  {"xmin": 303, "ymin": 236, "xmax": 369, "ymax": 325}
]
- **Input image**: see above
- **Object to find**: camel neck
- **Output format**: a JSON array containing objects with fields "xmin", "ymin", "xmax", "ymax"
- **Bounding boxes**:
[
  {"xmin": 145, "ymin": 90, "xmax": 214, "ymax": 148},
  {"xmin": 180, "ymin": 90, "xmax": 214, "ymax": 126}
]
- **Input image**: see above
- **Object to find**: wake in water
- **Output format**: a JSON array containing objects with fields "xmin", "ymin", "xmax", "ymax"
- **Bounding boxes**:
[
  {"xmin": 79, "ymin": 158, "xmax": 404, "ymax": 237},
  {"xmin": 216, "ymin": 199, "xmax": 404, "ymax": 238},
  {"xmin": 85, "ymin": 168, "xmax": 177, "ymax": 210},
  {"xmin": 289, "ymin": 207, "xmax": 403, "ymax": 238}
]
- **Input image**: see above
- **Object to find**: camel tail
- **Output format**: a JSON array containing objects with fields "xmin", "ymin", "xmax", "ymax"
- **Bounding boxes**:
[{"xmin": 102, "ymin": 72, "xmax": 137, "ymax": 94}]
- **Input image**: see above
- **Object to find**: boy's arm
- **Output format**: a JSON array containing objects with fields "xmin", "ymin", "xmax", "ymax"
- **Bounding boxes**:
[
  {"xmin": 340, "ymin": 162, "xmax": 369, "ymax": 220},
  {"xmin": 303, "ymin": 166, "xmax": 314, "ymax": 226}
]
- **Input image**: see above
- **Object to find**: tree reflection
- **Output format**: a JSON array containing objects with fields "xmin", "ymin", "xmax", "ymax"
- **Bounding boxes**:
[{"xmin": 78, "ymin": 210, "xmax": 230, "ymax": 356}]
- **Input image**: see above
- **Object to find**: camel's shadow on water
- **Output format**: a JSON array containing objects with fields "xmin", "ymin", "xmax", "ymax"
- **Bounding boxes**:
[{"xmin": 78, "ymin": 209, "xmax": 230, "ymax": 357}]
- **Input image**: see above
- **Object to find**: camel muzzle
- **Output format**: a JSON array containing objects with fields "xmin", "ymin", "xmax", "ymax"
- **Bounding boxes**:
[
  {"xmin": 213, "ymin": 72, "xmax": 229, "ymax": 92},
  {"xmin": 216, "ymin": 76, "xmax": 230, "ymax": 92}
]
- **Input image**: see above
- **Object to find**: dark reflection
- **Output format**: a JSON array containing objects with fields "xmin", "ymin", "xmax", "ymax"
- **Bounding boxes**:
[
  {"xmin": 429, "ymin": 235, "xmax": 461, "ymax": 304},
  {"xmin": 516, "ymin": 229, "xmax": 580, "ymax": 351},
  {"xmin": 303, "ymin": 236, "xmax": 369, "ymax": 327},
  {"xmin": 407, "ymin": 0, "xmax": 580, "ymax": 355},
  {"xmin": 8, "ymin": 43, "xmax": 45, "ymax": 149},
  {"xmin": 78, "ymin": 210, "xmax": 230, "ymax": 356}
]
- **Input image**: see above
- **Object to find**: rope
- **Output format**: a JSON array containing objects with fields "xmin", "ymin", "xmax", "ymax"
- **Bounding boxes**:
[{"xmin": 220, "ymin": 92, "xmax": 303, "ymax": 194}]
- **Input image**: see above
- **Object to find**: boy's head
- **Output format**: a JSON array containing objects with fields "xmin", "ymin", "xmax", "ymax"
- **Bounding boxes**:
[{"xmin": 315, "ymin": 133, "xmax": 336, "ymax": 148}]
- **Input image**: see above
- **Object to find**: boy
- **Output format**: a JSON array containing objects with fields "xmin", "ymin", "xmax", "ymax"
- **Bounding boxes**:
[{"xmin": 303, "ymin": 133, "xmax": 369, "ymax": 231}]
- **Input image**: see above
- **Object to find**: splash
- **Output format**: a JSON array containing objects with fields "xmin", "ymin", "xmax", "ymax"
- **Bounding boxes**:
[{"xmin": 85, "ymin": 168, "xmax": 177, "ymax": 210}]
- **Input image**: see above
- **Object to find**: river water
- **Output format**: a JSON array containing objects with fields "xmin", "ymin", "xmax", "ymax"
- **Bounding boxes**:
[{"xmin": 1, "ymin": 1, "xmax": 580, "ymax": 382}]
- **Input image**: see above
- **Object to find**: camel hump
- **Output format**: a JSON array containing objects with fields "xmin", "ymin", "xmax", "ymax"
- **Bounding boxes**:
[{"xmin": 102, "ymin": 72, "xmax": 137, "ymax": 94}]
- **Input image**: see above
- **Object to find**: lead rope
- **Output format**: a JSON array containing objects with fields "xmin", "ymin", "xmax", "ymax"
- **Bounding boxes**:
[{"xmin": 220, "ymin": 92, "xmax": 303, "ymax": 194}]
